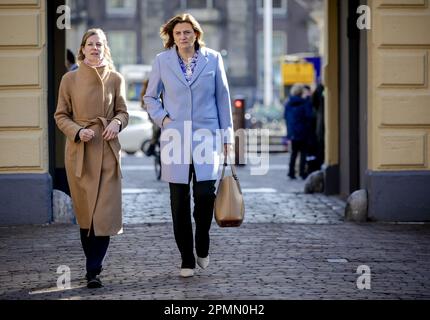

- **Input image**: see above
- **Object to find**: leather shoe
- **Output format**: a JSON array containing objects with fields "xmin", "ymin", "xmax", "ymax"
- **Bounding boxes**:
[
  {"xmin": 87, "ymin": 276, "xmax": 103, "ymax": 288},
  {"xmin": 180, "ymin": 268, "xmax": 194, "ymax": 278},
  {"xmin": 197, "ymin": 256, "xmax": 210, "ymax": 269}
]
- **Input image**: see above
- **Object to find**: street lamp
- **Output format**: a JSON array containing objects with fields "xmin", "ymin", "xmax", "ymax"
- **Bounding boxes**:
[{"xmin": 264, "ymin": 0, "xmax": 273, "ymax": 108}]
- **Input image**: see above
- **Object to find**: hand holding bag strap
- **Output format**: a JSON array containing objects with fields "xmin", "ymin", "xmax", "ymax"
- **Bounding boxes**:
[{"xmin": 219, "ymin": 153, "xmax": 243, "ymax": 194}]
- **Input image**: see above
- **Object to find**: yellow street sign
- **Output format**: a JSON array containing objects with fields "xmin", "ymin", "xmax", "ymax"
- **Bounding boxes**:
[{"xmin": 282, "ymin": 62, "xmax": 315, "ymax": 85}]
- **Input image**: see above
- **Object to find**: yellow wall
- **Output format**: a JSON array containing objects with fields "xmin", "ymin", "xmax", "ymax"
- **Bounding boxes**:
[
  {"xmin": 0, "ymin": 0, "xmax": 48, "ymax": 173},
  {"xmin": 369, "ymin": 0, "xmax": 430, "ymax": 170}
]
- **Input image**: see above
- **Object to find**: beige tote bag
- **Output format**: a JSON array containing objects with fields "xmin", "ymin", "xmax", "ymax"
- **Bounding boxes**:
[{"xmin": 214, "ymin": 154, "xmax": 245, "ymax": 227}]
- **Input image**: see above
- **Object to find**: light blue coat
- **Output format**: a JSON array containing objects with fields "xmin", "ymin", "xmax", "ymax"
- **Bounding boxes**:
[{"xmin": 144, "ymin": 47, "xmax": 234, "ymax": 184}]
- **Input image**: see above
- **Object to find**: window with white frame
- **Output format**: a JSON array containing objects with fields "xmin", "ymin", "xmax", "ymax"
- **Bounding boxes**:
[
  {"xmin": 106, "ymin": 0, "xmax": 136, "ymax": 16},
  {"xmin": 257, "ymin": 0, "xmax": 287, "ymax": 15},
  {"xmin": 180, "ymin": 0, "xmax": 213, "ymax": 9},
  {"xmin": 108, "ymin": 31, "xmax": 137, "ymax": 68}
]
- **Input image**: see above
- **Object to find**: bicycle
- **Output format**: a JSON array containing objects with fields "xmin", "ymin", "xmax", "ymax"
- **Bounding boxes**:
[{"xmin": 142, "ymin": 140, "xmax": 161, "ymax": 180}]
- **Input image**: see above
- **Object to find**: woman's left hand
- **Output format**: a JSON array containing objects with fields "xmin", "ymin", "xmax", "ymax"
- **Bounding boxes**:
[
  {"xmin": 103, "ymin": 121, "xmax": 120, "ymax": 141},
  {"xmin": 224, "ymin": 143, "xmax": 233, "ymax": 157}
]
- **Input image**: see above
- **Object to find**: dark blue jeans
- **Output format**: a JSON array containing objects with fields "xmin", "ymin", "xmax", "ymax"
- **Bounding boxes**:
[
  {"xmin": 80, "ymin": 225, "xmax": 110, "ymax": 278},
  {"xmin": 169, "ymin": 164, "xmax": 216, "ymax": 269}
]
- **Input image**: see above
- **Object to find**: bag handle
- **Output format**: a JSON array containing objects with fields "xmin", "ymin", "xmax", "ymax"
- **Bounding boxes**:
[{"xmin": 219, "ymin": 153, "xmax": 243, "ymax": 194}]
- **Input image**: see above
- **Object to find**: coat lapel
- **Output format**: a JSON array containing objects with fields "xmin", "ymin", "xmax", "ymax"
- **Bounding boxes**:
[
  {"xmin": 189, "ymin": 47, "xmax": 209, "ymax": 86},
  {"xmin": 77, "ymin": 62, "xmax": 100, "ymax": 85},
  {"xmin": 78, "ymin": 62, "xmax": 108, "ymax": 115},
  {"xmin": 166, "ymin": 48, "xmax": 189, "ymax": 87}
]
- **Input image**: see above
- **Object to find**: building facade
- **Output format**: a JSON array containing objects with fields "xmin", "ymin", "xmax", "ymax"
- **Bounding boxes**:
[
  {"xmin": 0, "ymin": 0, "xmax": 51, "ymax": 224},
  {"xmin": 324, "ymin": 0, "xmax": 430, "ymax": 220},
  {"xmin": 66, "ymin": 0, "xmax": 321, "ymax": 106}
]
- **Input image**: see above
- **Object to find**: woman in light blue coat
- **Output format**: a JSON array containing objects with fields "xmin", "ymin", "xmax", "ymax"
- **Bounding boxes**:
[{"xmin": 144, "ymin": 13, "xmax": 234, "ymax": 278}]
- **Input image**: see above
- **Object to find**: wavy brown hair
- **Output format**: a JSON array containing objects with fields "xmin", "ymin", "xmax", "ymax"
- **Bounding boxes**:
[
  {"xmin": 77, "ymin": 28, "xmax": 115, "ymax": 71},
  {"xmin": 160, "ymin": 13, "xmax": 205, "ymax": 50}
]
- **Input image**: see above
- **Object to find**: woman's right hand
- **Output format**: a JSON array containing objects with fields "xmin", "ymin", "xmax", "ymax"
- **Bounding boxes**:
[{"xmin": 79, "ymin": 129, "xmax": 95, "ymax": 142}]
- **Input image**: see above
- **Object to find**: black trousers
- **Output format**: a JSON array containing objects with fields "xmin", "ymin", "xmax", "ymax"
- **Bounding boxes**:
[
  {"xmin": 169, "ymin": 164, "xmax": 216, "ymax": 269},
  {"xmin": 80, "ymin": 224, "xmax": 110, "ymax": 277},
  {"xmin": 289, "ymin": 140, "xmax": 307, "ymax": 179}
]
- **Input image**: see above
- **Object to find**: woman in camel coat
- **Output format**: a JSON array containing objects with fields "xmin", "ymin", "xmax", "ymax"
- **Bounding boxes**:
[{"xmin": 54, "ymin": 28, "xmax": 128, "ymax": 288}]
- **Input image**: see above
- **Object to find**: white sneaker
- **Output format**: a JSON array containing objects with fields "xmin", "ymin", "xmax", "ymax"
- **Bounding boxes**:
[
  {"xmin": 197, "ymin": 256, "xmax": 210, "ymax": 269},
  {"xmin": 180, "ymin": 268, "xmax": 194, "ymax": 278}
]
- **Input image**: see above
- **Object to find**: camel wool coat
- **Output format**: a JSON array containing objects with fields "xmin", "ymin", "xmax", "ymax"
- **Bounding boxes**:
[{"xmin": 54, "ymin": 62, "xmax": 129, "ymax": 236}]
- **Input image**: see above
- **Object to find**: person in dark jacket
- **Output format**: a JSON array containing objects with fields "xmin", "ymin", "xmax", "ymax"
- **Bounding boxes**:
[
  {"xmin": 284, "ymin": 84, "xmax": 312, "ymax": 179},
  {"xmin": 312, "ymin": 83, "xmax": 325, "ymax": 170},
  {"xmin": 66, "ymin": 48, "xmax": 78, "ymax": 71}
]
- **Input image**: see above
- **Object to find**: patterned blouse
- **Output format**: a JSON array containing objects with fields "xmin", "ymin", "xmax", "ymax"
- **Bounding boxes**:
[{"xmin": 177, "ymin": 50, "xmax": 199, "ymax": 83}]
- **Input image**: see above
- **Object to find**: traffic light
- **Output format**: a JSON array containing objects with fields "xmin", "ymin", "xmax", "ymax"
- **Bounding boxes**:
[
  {"xmin": 232, "ymin": 97, "xmax": 246, "ymax": 165},
  {"xmin": 232, "ymin": 98, "xmax": 245, "ymax": 130},
  {"xmin": 234, "ymin": 98, "xmax": 245, "ymax": 109}
]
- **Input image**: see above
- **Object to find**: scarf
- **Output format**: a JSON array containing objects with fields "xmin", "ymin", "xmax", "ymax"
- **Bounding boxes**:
[{"xmin": 84, "ymin": 58, "xmax": 108, "ymax": 68}]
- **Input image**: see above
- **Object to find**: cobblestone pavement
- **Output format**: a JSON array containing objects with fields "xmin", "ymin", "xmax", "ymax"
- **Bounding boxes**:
[
  {"xmin": 123, "ymin": 192, "xmax": 345, "ymax": 225},
  {"xmin": 121, "ymin": 153, "xmax": 345, "ymax": 225},
  {"xmin": 0, "ymin": 223, "xmax": 429, "ymax": 300},
  {"xmin": 1, "ymin": 153, "xmax": 429, "ymax": 300}
]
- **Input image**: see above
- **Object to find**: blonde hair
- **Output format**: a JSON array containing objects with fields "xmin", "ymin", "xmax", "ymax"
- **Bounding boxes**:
[
  {"xmin": 77, "ymin": 28, "xmax": 115, "ymax": 71},
  {"xmin": 160, "ymin": 13, "xmax": 205, "ymax": 50}
]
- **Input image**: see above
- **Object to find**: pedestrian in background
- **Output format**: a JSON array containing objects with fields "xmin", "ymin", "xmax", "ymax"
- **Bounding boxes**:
[
  {"xmin": 303, "ymin": 84, "xmax": 312, "ymax": 99},
  {"xmin": 304, "ymin": 84, "xmax": 319, "ymax": 175},
  {"xmin": 65, "ymin": 48, "xmax": 78, "ymax": 71},
  {"xmin": 312, "ymin": 83, "xmax": 325, "ymax": 170},
  {"xmin": 284, "ymin": 83, "xmax": 312, "ymax": 180},
  {"xmin": 144, "ymin": 13, "xmax": 234, "ymax": 278},
  {"xmin": 55, "ymin": 28, "xmax": 129, "ymax": 288}
]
